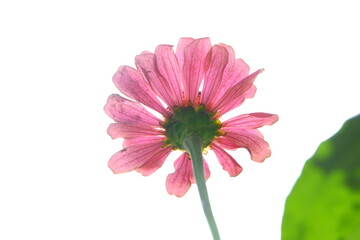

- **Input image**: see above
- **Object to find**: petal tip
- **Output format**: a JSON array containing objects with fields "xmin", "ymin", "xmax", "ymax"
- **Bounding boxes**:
[
  {"xmin": 272, "ymin": 114, "xmax": 280, "ymax": 124},
  {"xmin": 229, "ymin": 167, "xmax": 243, "ymax": 177},
  {"xmin": 251, "ymin": 150, "xmax": 272, "ymax": 163}
]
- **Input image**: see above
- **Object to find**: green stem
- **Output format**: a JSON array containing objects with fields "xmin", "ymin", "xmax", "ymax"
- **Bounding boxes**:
[{"xmin": 183, "ymin": 135, "xmax": 221, "ymax": 240}]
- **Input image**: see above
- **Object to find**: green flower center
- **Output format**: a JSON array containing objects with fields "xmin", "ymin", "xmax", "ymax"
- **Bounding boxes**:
[{"xmin": 162, "ymin": 105, "xmax": 222, "ymax": 150}]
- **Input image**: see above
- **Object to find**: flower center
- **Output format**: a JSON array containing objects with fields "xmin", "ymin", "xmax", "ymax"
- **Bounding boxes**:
[{"xmin": 162, "ymin": 105, "xmax": 222, "ymax": 150}]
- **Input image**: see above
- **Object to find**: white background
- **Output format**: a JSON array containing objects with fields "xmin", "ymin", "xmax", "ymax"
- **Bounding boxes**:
[{"xmin": 1, "ymin": 0, "xmax": 359, "ymax": 239}]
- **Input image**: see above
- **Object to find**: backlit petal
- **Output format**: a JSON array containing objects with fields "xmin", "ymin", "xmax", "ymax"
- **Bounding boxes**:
[
  {"xmin": 136, "ymin": 146, "xmax": 172, "ymax": 176},
  {"xmin": 219, "ymin": 85, "xmax": 257, "ymax": 115},
  {"xmin": 112, "ymin": 66, "xmax": 169, "ymax": 116},
  {"xmin": 155, "ymin": 45, "xmax": 183, "ymax": 106},
  {"xmin": 108, "ymin": 138, "xmax": 166, "ymax": 174},
  {"xmin": 201, "ymin": 45, "xmax": 229, "ymax": 106},
  {"xmin": 224, "ymin": 58, "xmax": 250, "ymax": 91},
  {"xmin": 223, "ymin": 113, "xmax": 279, "ymax": 129},
  {"xmin": 211, "ymin": 143, "xmax": 243, "ymax": 177},
  {"xmin": 213, "ymin": 136, "xmax": 239, "ymax": 150},
  {"xmin": 217, "ymin": 43, "xmax": 236, "ymax": 80},
  {"xmin": 176, "ymin": 37, "xmax": 194, "ymax": 70},
  {"xmin": 135, "ymin": 52, "xmax": 178, "ymax": 107},
  {"xmin": 182, "ymin": 38, "xmax": 211, "ymax": 104},
  {"xmin": 211, "ymin": 69, "xmax": 263, "ymax": 114},
  {"xmin": 107, "ymin": 123, "xmax": 164, "ymax": 139},
  {"xmin": 188, "ymin": 158, "xmax": 211, "ymax": 184},
  {"xmin": 212, "ymin": 58, "xmax": 250, "ymax": 106},
  {"xmin": 166, "ymin": 153, "xmax": 192, "ymax": 197},
  {"xmin": 219, "ymin": 129, "xmax": 271, "ymax": 162},
  {"xmin": 122, "ymin": 136, "xmax": 166, "ymax": 148},
  {"xmin": 104, "ymin": 94, "xmax": 162, "ymax": 126}
]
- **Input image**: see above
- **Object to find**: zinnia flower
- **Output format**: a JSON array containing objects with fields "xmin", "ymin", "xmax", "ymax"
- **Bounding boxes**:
[{"xmin": 104, "ymin": 37, "xmax": 278, "ymax": 197}]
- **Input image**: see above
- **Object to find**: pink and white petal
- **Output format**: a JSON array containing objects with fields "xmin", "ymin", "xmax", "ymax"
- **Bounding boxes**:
[
  {"xmin": 108, "ymin": 139, "xmax": 166, "ymax": 174},
  {"xmin": 182, "ymin": 38, "xmax": 211, "ymax": 104},
  {"xmin": 112, "ymin": 66, "xmax": 169, "ymax": 116},
  {"xmin": 104, "ymin": 94, "xmax": 162, "ymax": 126},
  {"xmin": 135, "ymin": 53, "xmax": 177, "ymax": 107},
  {"xmin": 107, "ymin": 123, "xmax": 164, "ymax": 139},
  {"xmin": 223, "ymin": 113, "xmax": 279, "ymax": 129},
  {"xmin": 188, "ymin": 157, "xmax": 211, "ymax": 184},
  {"xmin": 175, "ymin": 37, "xmax": 194, "ymax": 70},
  {"xmin": 201, "ymin": 45, "xmax": 229, "ymax": 106},
  {"xmin": 220, "ymin": 130, "xmax": 271, "ymax": 163},
  {"xmin": 122, "ymin": 136, "xmax": 166, "ymax": 148},
  {"xmin": 154, "ymin": 45, "xmax": 183, "ymax": 106},
  {"xmin": 166, "ymin": 153, "xmax": 192, "ymax": 197},
  {"xmin": 211, "ymin": 69, "xmax": 263, "ymax": 114},
  {"xmin": 136, "ymin": 146, "xmax": 172, "ymax": 176},
  {"xmin": 211, "ymin": 143, "xmax": 243, "ymax": 177}
]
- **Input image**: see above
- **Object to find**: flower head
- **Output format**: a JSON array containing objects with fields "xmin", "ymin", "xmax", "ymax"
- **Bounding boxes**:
[{"xmin": 104, "ymin": 37, "xmax": 278, "ymax": 197}]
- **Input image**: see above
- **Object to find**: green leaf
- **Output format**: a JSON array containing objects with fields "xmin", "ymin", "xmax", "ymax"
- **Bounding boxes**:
[{"xmin": 282, "ymin": 114, "xmax": 360, "ymax": 240}]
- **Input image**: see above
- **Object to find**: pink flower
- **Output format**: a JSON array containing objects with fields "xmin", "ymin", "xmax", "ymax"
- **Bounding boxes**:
[{"xmin": 104, "ymin": 38, "xmax": 278, "ymax": 197}]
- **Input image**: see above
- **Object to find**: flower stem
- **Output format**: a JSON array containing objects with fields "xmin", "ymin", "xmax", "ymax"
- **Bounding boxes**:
[{"xmin": 183, "ymin": 135, "xmax": 221, "ymax": 240}]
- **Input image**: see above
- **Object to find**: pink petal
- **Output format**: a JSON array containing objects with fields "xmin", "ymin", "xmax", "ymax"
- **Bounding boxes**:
[
  {"xmin": 213, "ymin": 136, "xmax": 239, "ymax": 150},
  {"xmin": 219, "ymin": 85, "xmax": 257, "ymax": 115},
  {"xmin": 108, "ymin": 138, "xmax": 167, "ymax": 174},
  {"xmin": 135, "ymin": 49, "xmax": 182, "ymax": 107},
  {"xmin": 218, "ymin": 129, "xmax": 271, "ymax": 162},
  {"xmin": 203, "ymin": 47, "xmax": 252, "ymax": 114},
  {"xmin": 154, "ymin": 45, "xmax": 183, "ymax": 106},
  {"xmin": 136, "ymin": 146, "xmax": 172, "ymax": 176},
  {"xmin": 175, "ymin": 37, "xmax": 194, "ymax": 70},
  {"xmin": 166, "ymin": 153, "xmax": 192, "ymax": 197},
  {"xmin": 217, "ymin": 43, "xmax": 236, "ymax": 78},
  {"xmin": 104, "ymin": 94, "xmax": 162, "ymax": 126},
  {"xmin": 122, "ymin": 136, "xmax": 166, "ymax": 148},
  {"xmin": 135, "ymin": 53, "xmax": 175, "ymax": 107},
  {"xmin": 112, "ymin": 66, "xmax": 169, "ymax": 116},
  {"xmin": 205, "ymin": 44, "xmax": 235, "ymax": 104},
  {"xmin": 223, "ymin": 113, "xmax": 279, "ymax": 129},
  {"xmin": 211, "ymin": 142, "xmax": 243, "ymax": 177},
  {"xmin": 188, "ymin": 157, "xmax": 211, "ymax": 184},
  {"xmin": 224, "ymin": 59, "xmax": 250, "ymax": 91},
  {"xmin": 166, "ymin": 152, "xmax": 211, "ymax": 197},
  {"xmin": 201, "ymin": 45, "xmax": 229, "ymax": 106},
  {"xmin": 211, "ymin": 69, "xmax": 263, "ymax": 114},
  {"xmin": 182, "ymin": 38, "xmax": 211, "ymax": 105},
  {"xmin": 107, "ymin": 123, "xmax": 164, "ymax": 139},
  {"xmin": 212, "ymin": 58, "xmax": 250, "ymax": 107},
  {"xmin": 215, "ymin": 60, "xmax": 253, "ymax": 115}
]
